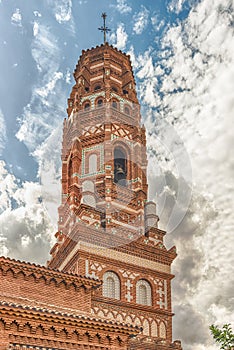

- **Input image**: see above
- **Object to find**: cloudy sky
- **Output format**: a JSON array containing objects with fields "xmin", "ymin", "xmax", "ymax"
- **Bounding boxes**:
[{"xmin": 0, "ymin": 0, "xmax": 233, "ymax": 349}]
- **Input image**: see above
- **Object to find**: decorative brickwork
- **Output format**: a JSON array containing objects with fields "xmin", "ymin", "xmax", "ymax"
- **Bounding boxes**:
[
  {"xmin": 0, "ymin": 257, "xmax": 137, "ymax": 349},
  {"xmin": 0, "ymin": 43, "xmax": 182, "ymax": 349}
]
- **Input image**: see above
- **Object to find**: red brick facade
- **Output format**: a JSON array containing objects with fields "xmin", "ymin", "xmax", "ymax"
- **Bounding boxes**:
[
  {"xmin": 0, "ymin": 43, "xmax": 182, "ymax": 349},
  {"xmin": 0, "ymin": 257, "xmax": 136, "ymax": 349}
]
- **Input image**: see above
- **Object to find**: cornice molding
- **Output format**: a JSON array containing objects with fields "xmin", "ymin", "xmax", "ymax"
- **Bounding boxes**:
[{"xmin": 0, "ymin": 256, "xmax": 101, "ymax": 290}]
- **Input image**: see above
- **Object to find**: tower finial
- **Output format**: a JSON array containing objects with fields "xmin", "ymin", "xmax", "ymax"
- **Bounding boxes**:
[{"xmin": 98, "ymin": 13, "xmax": 111, "ymax": 44}]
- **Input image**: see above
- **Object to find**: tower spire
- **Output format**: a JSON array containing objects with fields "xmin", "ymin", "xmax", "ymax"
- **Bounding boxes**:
[{"xmin": 98, "ymin": 12, "xmax": 111, "ymax": 44}]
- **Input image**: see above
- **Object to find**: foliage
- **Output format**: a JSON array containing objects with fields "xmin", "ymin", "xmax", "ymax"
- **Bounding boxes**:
[{"xmin": 210, "ymin": 324, "xmax": 234, "ymax": 350}]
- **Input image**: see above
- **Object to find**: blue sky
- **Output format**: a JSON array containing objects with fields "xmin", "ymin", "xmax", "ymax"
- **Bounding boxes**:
[{"xmin": 0, "ymin": 1, "xmax": 234, "ymax": 349}]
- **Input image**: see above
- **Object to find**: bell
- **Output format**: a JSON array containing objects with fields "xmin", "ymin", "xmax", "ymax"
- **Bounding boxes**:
[
  {"xmin": 115, "ymin": 167, "xmax": 126, "ymax": 184},
  {"xmin": 114, "ymin": 160, "xmax": 126, "ymax": 186},
  {"xmin": 116, "ymin": 165, "xmax": 125, "ymax": 175}
]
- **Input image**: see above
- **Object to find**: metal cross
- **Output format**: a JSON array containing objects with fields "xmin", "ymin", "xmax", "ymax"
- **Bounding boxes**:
[{"xmin": 98, "ymin": 13, "xmax": 111, "ymax": 43}]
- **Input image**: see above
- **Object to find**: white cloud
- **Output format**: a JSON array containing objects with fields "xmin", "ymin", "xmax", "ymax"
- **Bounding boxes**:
[
  {"xmin": 126, "ymin": 45, "xmax": 139, "ymax": 70},
  {"xmin": 65, "ymin": 69, "xmax": 71, "ymax": 84},
  {"xmin": 132, "ymin": 0, "xmax": 234, "ymax": 347},
  {"xmin": 11, "ymin": 8, "xmax": 22, "ymax": 27},
  {"xmin": 33, "ymin": 11, "xmax": 42, "ymax": 17},
  {"xmin": 31, "ymin": 25, "xmax": 60, "ymax": 74},
  {"xmin": 167, "ymin": 0, "xmax": 186, "ymax": 14},
  {"xmin": 0, "ymin": 161, "xmax": 17, "ymax": 213},
  {"xmin": 33, "ymin": 21, "xmax": 39, "ymax": 37},
  {"xmin": 33, "ymin": 125, "xmax": 62, "ymax": 227},
  {"xmin": 12, "ymin": 21, "xmax": 65, "ymax": 258},
  {"xmin": 0, "ymin": 161, "xmax": 55, "ymax": 263},
  {"xmin": 16, "ymin": 24, "xmax": 65, "ymax": 153},
  {"xmin": 52, "ymin": 0, "xmax": 72, "ymax": 23},
  {"xmin": 116, "ymin": 23, "xmax": 128, "ymax": 50},
  {"xmin": 133, "ymin": 6, "xmax": 149, "ymax": 35},
  {"xmin": 35, "ymin": 71, "xmax": 63, "ymax": 102},
  {"xmin": 151, "ymin": 15, "xmax": 165, "ymax": 32},
  {"xmin": 0, "ymin": 109, "xmax": 6, "ymax": 155},
  {"xmin": 110, "ymin": 23, "xmax": 128, "ymax": 50},
  {"xmin": 115, "ymin": 0, "xmax": 132, "ymax": 14},
  {"xmin": 46, "ymin": 0, "xmax": 75, "ymax": 33}
]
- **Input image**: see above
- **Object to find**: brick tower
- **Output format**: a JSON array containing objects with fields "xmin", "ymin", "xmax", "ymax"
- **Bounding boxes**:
[{"xmin": 48, "ymin": 42, "xmax": 182, "ymax": 350}]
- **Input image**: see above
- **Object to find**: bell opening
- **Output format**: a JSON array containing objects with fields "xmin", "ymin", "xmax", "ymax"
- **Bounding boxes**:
[{"xmin": 114, "ymin": 148, "xmax": 127, "ymax": 186}]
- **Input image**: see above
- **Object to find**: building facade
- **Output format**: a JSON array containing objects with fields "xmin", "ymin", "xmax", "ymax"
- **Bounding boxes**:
[{"xmin": 0, "ymin": 43, "xmax": 182, "ymax": 349}]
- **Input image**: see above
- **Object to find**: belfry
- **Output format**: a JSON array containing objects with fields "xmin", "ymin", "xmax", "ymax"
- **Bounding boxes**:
[{"xmin": 0, "ymin": 16, "xmax": 182, "ymax": 350}]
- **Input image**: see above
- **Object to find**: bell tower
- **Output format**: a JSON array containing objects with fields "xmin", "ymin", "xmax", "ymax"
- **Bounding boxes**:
[
  {"xmin": 48, "ymin": 40, "xmax": 182, "ymax": 350},
  {"xmin": 56, "ymin": 42, "xmax": 149, "ymax": 240}
]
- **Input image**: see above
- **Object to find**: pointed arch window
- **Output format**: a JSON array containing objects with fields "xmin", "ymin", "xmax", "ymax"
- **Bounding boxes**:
[
  {"xmin": 103, "ymin": 271, "xmax": 120, "ymax": 300},
  {"xmin": 136, "ymin": 279, "xmax": 152, "ymax": 306}
]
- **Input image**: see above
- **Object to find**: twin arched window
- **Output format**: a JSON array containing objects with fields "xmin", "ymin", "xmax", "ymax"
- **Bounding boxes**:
[
  {"xmin": 102, "ymin": 273, "xmax": 152, "ymax": 306},
  {"xmin": 103, "ymin": 271, "xmax": 120, "ymax": 300}
]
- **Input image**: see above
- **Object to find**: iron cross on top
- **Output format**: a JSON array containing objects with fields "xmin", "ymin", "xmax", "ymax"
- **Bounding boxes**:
[{"xmin": 98, "ymin": 13, "xmax": 111, "ymax": 43}]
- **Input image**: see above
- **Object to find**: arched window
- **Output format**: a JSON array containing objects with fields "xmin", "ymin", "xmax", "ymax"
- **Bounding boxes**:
[
  {"xmin": 114, "ymin": 147, "xmax": 127, "ymax": 186},
  {"xmin": 159, "ymin": 322, "xmax": 166, "ymax": 338},
  {"xmin": 84, "ymin": 102, "xmax": 90, "ymax": 110},
  {"xmin": 143, "ymin": 319, "xmax": 150, "ymax": 336},
  {"xmin": 112, "ymin": 100, "xmax": 118, "ymax": 109},
  {"xmin": 89, "ymin": 154, "xmax": 97, "ymax": 173},
  {"xmin": 97, "ymin": 98, "xmax": 103, "ymax": 107},
  {"xmin": 136, "ymin": 279, "xmax": 152, "ymax": 306},
  {"xmin": 112, "ymin": 86, "xmax": 118, "ymax": 92},
  {"xmin": 103, "ymin": 271, "xmax": 120, "ymax": 300},
  {"xmin": 151, "ymin": 320, "xmax": 158, "ymax": 337},
  {"xmin": 94, "ymin": 85, "xmax": 101, "ymax": 91},
  {"xmin": 124, "ymin": 106, "xmax": 130, "ymax": 115}
]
